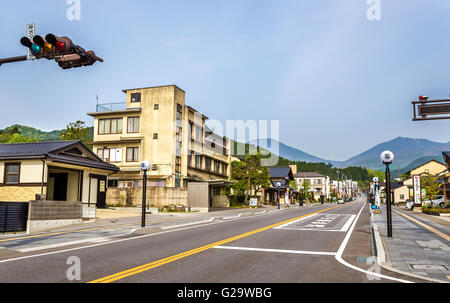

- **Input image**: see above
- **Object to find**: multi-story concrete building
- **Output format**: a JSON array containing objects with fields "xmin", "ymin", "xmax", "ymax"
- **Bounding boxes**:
[
  {"xmin": 294, "ymin": 172, "xmax": 330, "ymax": 200},
  {"xmin": 87, "ymin": 85, "xmax": 232, "ymax": 190}
]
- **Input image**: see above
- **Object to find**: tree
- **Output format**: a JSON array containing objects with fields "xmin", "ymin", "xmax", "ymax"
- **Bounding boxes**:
[
  {"xmin": 7, "ymin": 133, "xmax": 38, "ymax": 143},
  {"xmin": 60, "ymin": 121, "xmax": 91, "ymax": 143},
  {"xmin": 231, "ymin": 154, "xmax": 271, "ymax": 205},
  {"xmin": 421, "ymin": 174, "xmax": 442, "ymax": 207}
]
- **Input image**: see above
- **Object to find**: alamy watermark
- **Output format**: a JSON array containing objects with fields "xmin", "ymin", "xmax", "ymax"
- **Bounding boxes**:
[
  {"xmin": 66, "ymin": 256, "xmax": 81, "ymax": 281},
  {"xmin": 366, "ymin": 0, "xmax": 381, "ymax": 21},
  {"xmin": 366, "ymin": 256, "xmax": 382, "ymax": 281},
  {"xmin": 177, "ymin": 112, "xmax": 281, "ymax": 167},
  {"xmin": 67, "ymin": 0, "xmax": 81, "ymax": 21}
]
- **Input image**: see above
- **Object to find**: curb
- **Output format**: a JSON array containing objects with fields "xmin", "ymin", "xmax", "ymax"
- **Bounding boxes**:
[{"xmin": 370, "ymin": 212, "xmax": 447, "ymax": 284}]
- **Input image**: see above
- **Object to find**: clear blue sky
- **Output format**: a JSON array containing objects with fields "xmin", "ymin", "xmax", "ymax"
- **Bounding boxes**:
[{"xmin": 1, "ymin": 0, "xmax": 450, "ymax": 161}]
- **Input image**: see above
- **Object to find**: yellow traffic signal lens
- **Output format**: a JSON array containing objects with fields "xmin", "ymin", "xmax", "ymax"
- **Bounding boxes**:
[{"xmin": 43, "ymin": 43, "xmax": 53, "ymax": 52}]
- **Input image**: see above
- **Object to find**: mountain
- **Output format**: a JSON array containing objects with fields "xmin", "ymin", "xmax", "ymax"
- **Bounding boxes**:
[
  {"xmin": 344, "ymin": 137, "xmax": 450, "ymax": 170},
  {"xmin": 248, "ymin": 137, "xmax": 450, "ymax": 171},
  {"xmin": 247, "ymin": 139, "xmax": 335, "ymax": 164}
]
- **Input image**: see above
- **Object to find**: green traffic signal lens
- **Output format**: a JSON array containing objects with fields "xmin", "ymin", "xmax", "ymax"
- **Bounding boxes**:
[{"xmin": 31, "ymin": 44, "xmax": 41, "ymax": 54}]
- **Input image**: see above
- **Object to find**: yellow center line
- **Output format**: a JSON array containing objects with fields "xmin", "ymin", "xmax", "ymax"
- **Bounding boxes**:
[
  {"xmin": 393, "ymin": 210, "xmax": 450, "ymax": 242},
  {"xmin": 88, "ymin": 204, "xmax": 348, "ymax": 283}
]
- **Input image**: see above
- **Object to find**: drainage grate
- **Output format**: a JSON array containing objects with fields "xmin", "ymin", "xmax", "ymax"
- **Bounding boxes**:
[{"xmin": 411, "ymin": 264, "xmax": 448, "ymax": 271}]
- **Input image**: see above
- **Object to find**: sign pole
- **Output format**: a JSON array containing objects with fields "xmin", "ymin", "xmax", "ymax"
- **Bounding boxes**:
[{"xmin": 142, "ymin": 170, "xmax": 147, "ymax": 228}]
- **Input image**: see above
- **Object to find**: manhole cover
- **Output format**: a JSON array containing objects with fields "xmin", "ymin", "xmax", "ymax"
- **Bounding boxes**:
[{"xmin": 411, "ymin": 264, "xmax": 447, "ymax": 271}]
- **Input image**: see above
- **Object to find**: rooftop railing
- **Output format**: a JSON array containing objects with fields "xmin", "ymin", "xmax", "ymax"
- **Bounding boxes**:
[{"xmin": 96, "ymin": 102, "xmax": 127, "ymax": 112}]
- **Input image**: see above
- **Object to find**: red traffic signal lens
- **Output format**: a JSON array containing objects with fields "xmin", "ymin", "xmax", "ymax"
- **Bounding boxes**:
[
  {"xmin": 45, "ymin": 34, "xmax": 65, "ymax": 51},
  {"xmin": 55, "ymin": 41, "xmax": 65, "ymax": 51}
]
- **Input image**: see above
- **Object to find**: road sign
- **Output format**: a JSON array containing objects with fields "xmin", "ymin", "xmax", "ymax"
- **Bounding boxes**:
[
  {"xmin": 249, "ymin": 198, "xmax": 258, "ymax": 207},
  {"xmin": 413, "ymin": 175, "xmax": 421, "ymax": 206},
  {"xmin": 26, "ymin": 23, "xmax": 35, "ymax": 60},
  {"xmin": 413, "ymin": 98, "xmax": 450, "ymax": 121}
]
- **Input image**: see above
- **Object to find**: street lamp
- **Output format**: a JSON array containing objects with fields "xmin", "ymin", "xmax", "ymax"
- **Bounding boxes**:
[
  {"xmin": 140, "ymin": 160, "xmax": 151, "ymax": 228},
  {"xmin": 381, "ymin": 151, "xmax": 394, "ymax": 238}
]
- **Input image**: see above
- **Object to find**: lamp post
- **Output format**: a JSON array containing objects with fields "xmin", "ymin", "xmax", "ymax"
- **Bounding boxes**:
[
  {"xmin": 381, "ymin": 151, "xmax": 394, "ymax": 238},
  {"xmin": 140, "ymin": 161, "xmax": 151, "ymax": 228}
]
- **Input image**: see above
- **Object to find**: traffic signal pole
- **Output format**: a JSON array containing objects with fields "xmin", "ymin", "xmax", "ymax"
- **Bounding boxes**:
[{"xmin": 0, "ymin": 55, "xmax": 28, "ymax": 66}]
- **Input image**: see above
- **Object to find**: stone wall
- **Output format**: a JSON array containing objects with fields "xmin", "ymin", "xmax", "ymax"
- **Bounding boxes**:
[
  {"xmin": 27, "ymin": 201, "xmax": 83, "ymax": 233},
  {"xmin": 106, "ymin": 187, "xmax": 188, "ymax": 209},
  {"xmin": 0, "ymin": 186, "xmax": 43, "ymax": 202}
]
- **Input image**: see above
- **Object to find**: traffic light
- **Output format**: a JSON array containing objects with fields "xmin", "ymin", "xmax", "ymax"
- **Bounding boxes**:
[
  {"xmin": 45, "ymin": 34, "xmax": 73, "ymax": 54},
  {"xmin": 32, "ymin": 35, "xmax": 54, "ymax": 55},
  {"xmin": 20, "ymin": 37, "xmax": 42, "ymax": 57},
  {"xmin": 18, "ymin": 32, "xmax": 103, "ymax": 69}
]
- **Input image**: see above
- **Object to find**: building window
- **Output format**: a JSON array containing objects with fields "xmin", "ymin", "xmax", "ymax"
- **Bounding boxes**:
[
  {"xmin": 131, "ymin": 93, "xmax": 141, "ymax": 103},
  {"xmin": 127, "ymin": 117, "xmax": 140, "ymax": 133},
  {"xmin": 152, "ymin": 164, "xmax": 158, "ymax": 171},
  {"xmin": 222, "ymin": 163, "xmax": 228, "ymax": 175},
  {"xmin": 175, "ymin": 173, "xmax": 181, "ymax": 188},
  {"xmin": 195, "ymin": 155, "xmax": 202, "ymax": 169},
  {"xmin": 153, "ymin": 133, "xmax": 158, "ymax": 140},
  {"xmin": 213, "ymin": 187, "xmax": 221, "ymax": 196},
  {"xmin": 154, "ymin": 104, "xmax": 159, "ymax": 110},
  {"xmin": 4, "ymin": 163, "xmax": 20, "ymax": 185},
  {"xmin": 205, "ymin": 157, "xmax": 212, "ymax": 172},
  {"xmin": 99, "ymin": 118, "xmax": 123, "ymax": 135},
  {"xmin": 176, "ymin": 157, "xmax": 182, "ymax": 173},
  {"xmin": 126, "ymin": 147, "xmax": 139, "ymax": 162},
  {"xmin": 98, "ymin": 148, "xmax": 122, "ymax": 163},
  {"xmin": 215, "ymin": 161, "xmax": 220, "ymax": 174},
  {"xmin": 400, "ymin": 194, "xmax": 405, "ymax": 200},
  {"xmin": 187, "ymin": 154, "xmax": 193, "ymax": 168},
  {"xmin": 195, "ymin": 127, "xmax": 202, "ymax": 141}
]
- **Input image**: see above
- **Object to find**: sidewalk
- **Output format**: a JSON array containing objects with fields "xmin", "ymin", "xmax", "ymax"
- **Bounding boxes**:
[{"xmin": 371, "ymin": 205, "xmax": 450, "ymax": 283}]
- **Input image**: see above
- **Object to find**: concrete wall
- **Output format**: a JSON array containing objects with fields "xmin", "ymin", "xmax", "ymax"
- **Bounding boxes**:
[
  {"xmin": 106, "ymin": 187, "xmax": 188, "ymax": 208},
  {"xmin": 27, "ymin": 201, "xmax": 83, "ymax": 233}
]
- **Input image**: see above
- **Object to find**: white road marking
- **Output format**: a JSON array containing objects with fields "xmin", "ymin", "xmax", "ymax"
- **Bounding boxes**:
[
  {"xmin": 339, "ymin": 215, "xmax": 356, "ymax": 232},
  {"xmin": 214, "ymin": 246, "xmax": 336, "ymax": 256},
  {"xmin": 0, "ymin": 208, "xmax": 298, "ymax": 264},
  {"xmin": 334, "ymin": 203, "xmax": 413, "ymax": 283},
  {"xmin": 16, "ymin": 237, "xmax": 111, "ymax": 253},
  {"xmin": 274, "ymin": 214, "xmax": 319, "ymax": 230}
]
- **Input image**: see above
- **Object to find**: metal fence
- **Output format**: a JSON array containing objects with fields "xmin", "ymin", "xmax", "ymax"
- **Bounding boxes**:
[{"xmin": 0, "ymin": 202, "xmax": 29, "ymax": 233}]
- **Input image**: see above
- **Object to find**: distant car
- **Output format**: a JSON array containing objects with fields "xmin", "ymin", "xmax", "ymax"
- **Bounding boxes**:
[
  {"xmin": 337, "ymin": 198, "xmax": 345, "ymax": 204},
  {"xmin": 405, "ymin": 201, "xmax": 414, "ymax": 210},
  {"xmin": 423, "ymin": 196, "xmax": 446, "ymax": 209}
]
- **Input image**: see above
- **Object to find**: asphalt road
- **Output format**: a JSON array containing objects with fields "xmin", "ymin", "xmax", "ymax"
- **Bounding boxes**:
[{"xmin": 0, "ymin": 200, "xmax": 425, "ymax": 283}]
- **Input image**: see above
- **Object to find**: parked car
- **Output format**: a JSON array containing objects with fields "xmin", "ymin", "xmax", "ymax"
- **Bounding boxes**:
[
  {"xmin": 423, "ymin": 196, "xmax": 447, "ymax": 209},
  {"xmin": 405, "ymin": 201, "xmax": 414, "ymax": 210},
  {"xmin": 337, "ymin": 198, "xmax": 345, "ymax": 204}
]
